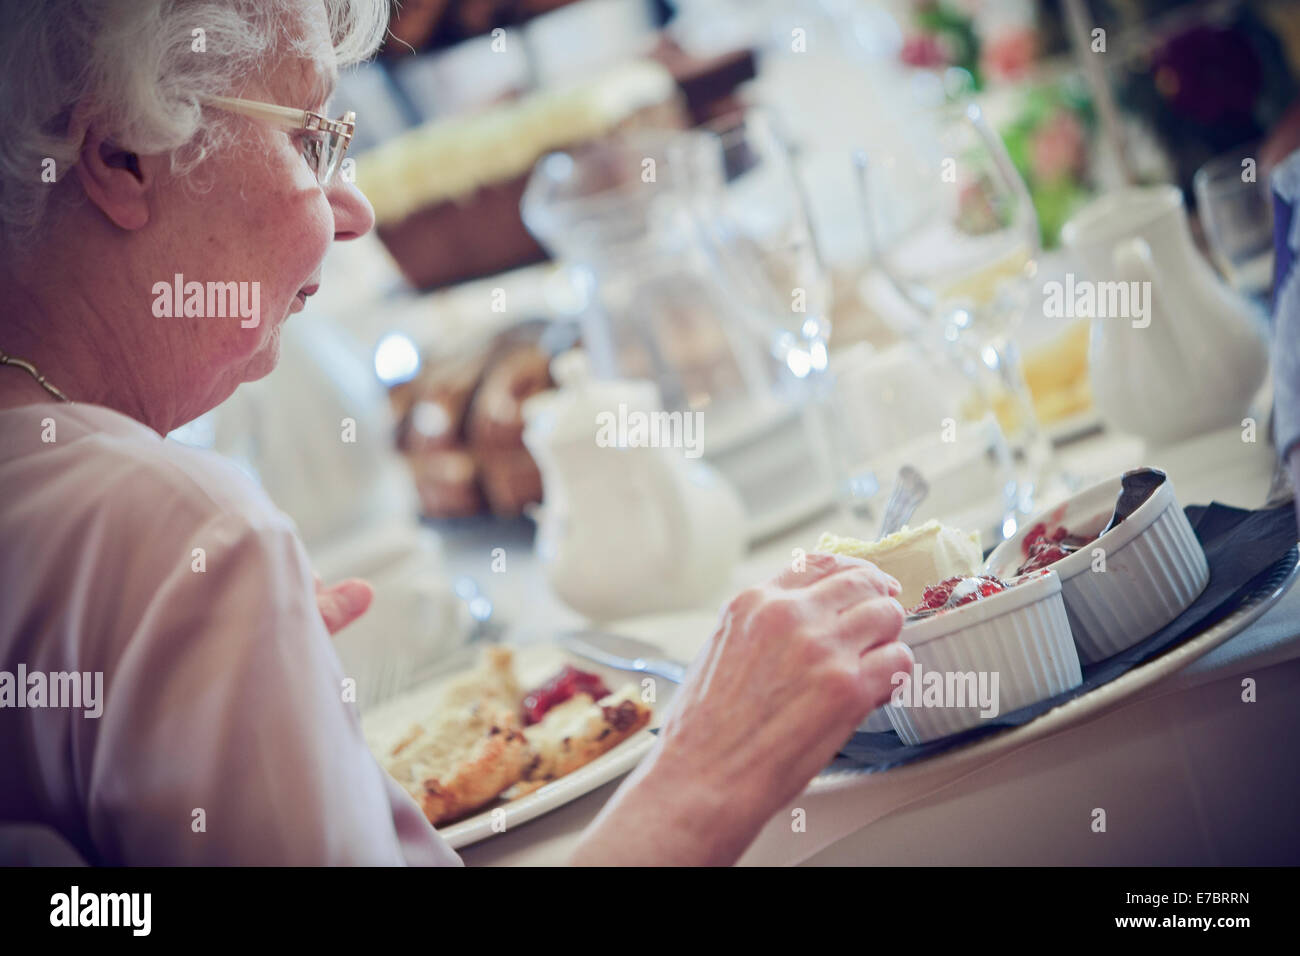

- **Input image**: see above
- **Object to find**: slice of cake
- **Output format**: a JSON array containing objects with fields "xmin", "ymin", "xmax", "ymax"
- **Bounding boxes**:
[
  {"xmin": 357, "ymin": 60, "xmax": 684, "ymax": 289},
  {"xmin": 816, "ymin": 520, "xmax": 984, "ymax": 609}
]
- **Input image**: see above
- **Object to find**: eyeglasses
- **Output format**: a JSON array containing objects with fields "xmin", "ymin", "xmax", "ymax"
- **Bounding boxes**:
[{"xmin": 205, "ymin": 95, "xmax": 356, "ymax": 187}]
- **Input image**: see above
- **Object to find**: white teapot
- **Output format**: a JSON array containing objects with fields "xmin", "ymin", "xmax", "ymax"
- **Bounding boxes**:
[
  {"xmin": 1061, "ymin": 185, "xmax": 1268, "ymax": 446},
  {"xmin": 522, "ymin": 351, "xmax": 747, "ymax": 621}
]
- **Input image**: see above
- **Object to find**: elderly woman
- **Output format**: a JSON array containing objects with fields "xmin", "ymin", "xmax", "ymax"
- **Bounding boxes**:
[{"xmin": 0, "ymin": 0, "xmax": 910, "ymax": 866}]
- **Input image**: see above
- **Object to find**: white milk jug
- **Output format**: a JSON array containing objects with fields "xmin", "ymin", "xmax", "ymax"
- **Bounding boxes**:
[
  {"xmin": 1061, "ymin": 185, "xmax": 1268, "ymax": 445},
  {"xmin": 522, "ymin": 351, "xmax": 747, "ymax": 621}
]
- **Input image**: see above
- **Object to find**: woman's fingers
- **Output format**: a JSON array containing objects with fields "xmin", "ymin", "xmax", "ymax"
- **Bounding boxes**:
[
  {"xmin": 315, "ymin": 578, "xmax": 374, "ymax": 635},
  {"xmin": 776, "ymin": 551, "xmax": 898, "ymax": 591},
  {"xmin": 808, "ymin": 565, "xmax": 901, "ymax": 613},
  {"xmin": 858, "ymin": 640, "xmax": 915, "ymax": 713},
  {"xmin": 773, "ymin": 551, "xmax": 853, "ymax": 589},
  {"xmin": 834, "ymin": 593, "xmax": 907, "ymax": 653}
]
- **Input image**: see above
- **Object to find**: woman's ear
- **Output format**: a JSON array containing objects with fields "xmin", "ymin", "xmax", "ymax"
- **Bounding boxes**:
[{"xmin": 74, "ymin": 125, "xmax": 152, "ymax": 230}]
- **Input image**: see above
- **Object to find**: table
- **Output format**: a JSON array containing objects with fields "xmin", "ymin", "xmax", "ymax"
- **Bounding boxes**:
[{"xmin": 435, "ymin": 424, "xmax": 1300, "ymax": 865}]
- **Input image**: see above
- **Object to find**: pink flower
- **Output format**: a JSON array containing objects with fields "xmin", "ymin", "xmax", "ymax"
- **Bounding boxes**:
[
  {"xmin": 1031, "ymin": 110, "xmax": 1085, "ymax": 182},
  {"xmin": 901, "ymin": 34, "xmax": 949, "ymax": 69},
  {"xmin": 983, "ymin": 28, "xmax": 1036, "ymax": 81}
]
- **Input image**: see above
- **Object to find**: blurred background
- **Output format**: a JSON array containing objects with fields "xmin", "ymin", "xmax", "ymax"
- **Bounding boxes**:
[{"xmin": 170, "ymin": 0, "xmax": 1300, "ymax": 707}]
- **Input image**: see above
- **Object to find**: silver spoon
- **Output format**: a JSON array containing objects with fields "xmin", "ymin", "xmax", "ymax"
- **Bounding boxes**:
[{"xmin": 877, "ymin": 465, "xmax": 929, "ymax": 539}]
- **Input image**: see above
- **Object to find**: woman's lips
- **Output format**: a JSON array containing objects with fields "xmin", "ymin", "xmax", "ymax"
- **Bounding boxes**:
[{"xmin": 291, "ymin": 284, "xmax": 319, "ymax": 312}]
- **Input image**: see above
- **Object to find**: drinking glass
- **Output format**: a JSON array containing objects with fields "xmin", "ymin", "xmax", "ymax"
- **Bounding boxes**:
[
  {"xmin": 674, "ymin": 109, "xmax": 1021, "ymax": 543},
  {"xmin": 675, "ymin": 110, "xmax": 833, "ymax": 387},
  {"xmin": 1194, "ymin": 145, "xmax": 1275, "ymax": 299},
  {"xmin": 827, "ymin": 340, "xmax": 1020, "ymax": 549},
  {"xmin": 672, "ymin": 109, "xmax": 842, "ymax": 501},
  {"xmin": 521, "ymin": 131, "xmax": 778, "ymax": 424},
  {"xmin": 859, "ymin": 101, "xmax": 1050, "ymax": 516}
]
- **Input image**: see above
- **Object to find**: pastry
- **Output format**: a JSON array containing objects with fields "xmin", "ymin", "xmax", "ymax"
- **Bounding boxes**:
[
  {"xmin": 379, "ymin": 650, "xmax": 652, "ymax": 824},
  {"xmin": 357, "ymin": 60, "xmax": 684, "ymax": 289},
  {"xmin": 384, "ymin": 647, "xmax": 532, "ymax": 825},
  {"xmin": 503, "ymin": 684, "xmax": 653, "ymax": 799}
]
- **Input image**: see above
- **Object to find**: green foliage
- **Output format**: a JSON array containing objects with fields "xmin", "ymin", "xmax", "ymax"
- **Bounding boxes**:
[
  {"xmin": 915, "ymin": 1, "xmax": 983, "ymax": 90},
  {"xmin": 997, "ymin": 80, "xmax": 1098, "ymax": 248}
]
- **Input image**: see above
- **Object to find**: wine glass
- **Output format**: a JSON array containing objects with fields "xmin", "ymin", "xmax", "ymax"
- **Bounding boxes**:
[
  {"xmin": 672, "ymin": 109, "xmax": 1023, "ymax": 543},
  {"xmin": 670, "ymin": 109, "xmax": 843, "ymax": 504},
  {"xmin": 859, "ymin": 100, "xmax": 1050, "ymax": 518},
  {"xmin": 674, "ymin": 110, "xmax": 833, "ymax": 384}
]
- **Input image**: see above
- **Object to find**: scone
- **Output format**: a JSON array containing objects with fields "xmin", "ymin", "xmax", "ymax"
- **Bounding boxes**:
[
  {"xmin": 503, "ymin": 684, "xmax": 653, "ymax": 799},
  {"xmin": 435, "ymin": 645, "xmax": 520, "ymax": 715},
  {"xmin": 384, "ymin": 647, "xmax": 531, "ymax": 825}
]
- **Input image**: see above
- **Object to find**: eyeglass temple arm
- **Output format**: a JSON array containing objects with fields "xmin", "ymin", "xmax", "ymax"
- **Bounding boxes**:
[{"xmin": 204, "ymin": 95, "xmax": 313, "ymax": 131}]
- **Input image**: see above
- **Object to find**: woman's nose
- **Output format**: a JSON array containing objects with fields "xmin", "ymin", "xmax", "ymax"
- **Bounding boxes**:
[{"xmin": 327, "ymin": 173, "xmax": 375, "ymax": 241}]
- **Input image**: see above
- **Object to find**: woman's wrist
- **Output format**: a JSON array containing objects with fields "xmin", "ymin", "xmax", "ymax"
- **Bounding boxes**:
[{"xmin": 570, "ymin": 737, "xmax": 769, "ymax": 866}]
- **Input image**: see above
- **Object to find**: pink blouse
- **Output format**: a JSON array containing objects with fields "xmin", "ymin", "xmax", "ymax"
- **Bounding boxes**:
[{"xmin": 0, "ymin": 402, "xmax": 462, "ymax": 865}]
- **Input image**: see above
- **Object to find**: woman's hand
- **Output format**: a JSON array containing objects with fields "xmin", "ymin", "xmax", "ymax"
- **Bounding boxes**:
[
  {"xmin": 313, "ymin": 575, "xmax": 373, "ymax": 636},
  {"xmin": 570, "ymin": 552, "xmax": 912, "ymax": 866}
]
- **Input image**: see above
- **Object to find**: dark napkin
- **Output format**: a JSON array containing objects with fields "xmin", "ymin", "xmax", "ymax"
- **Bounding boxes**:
[{"xmin": 830, "ymin": 501, "xmax": 1299, "ymax": 774}]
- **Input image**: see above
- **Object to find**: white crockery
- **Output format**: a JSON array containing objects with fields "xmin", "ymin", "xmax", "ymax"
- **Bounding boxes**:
[
  {"xmin": 1060, "ymin": 185, "xmax": 1268, "ymax": 445},
  {"xmin": 522, "ymin": 351, "xmax": 747, "ymax": 621},
  {"xmin": 885, "ymin": 570, "xmax": 1082, "ymax": 745},
  {"xmin": 984, "ymin": 473, "xmax": 1209, "ymax": 665},
  {"xmin": 857, "ymin": 706, "xmax": 893, "ymax": 733}
]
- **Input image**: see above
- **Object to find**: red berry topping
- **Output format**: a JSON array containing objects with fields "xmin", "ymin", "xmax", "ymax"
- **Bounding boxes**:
[
  {"xmin": 908, "ymin": 575, "xmax": 1009, "ymax": 617},
  {"xmin": 1015, "ymin": 523, "xmax": 1096, "ymax": 574},
  {"xmin": 521, "ymin": 665, "xmax": 611, "ymax": 725}
]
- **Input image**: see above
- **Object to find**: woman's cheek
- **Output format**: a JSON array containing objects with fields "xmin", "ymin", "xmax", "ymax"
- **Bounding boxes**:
[
  {"xmin": 262, "ymin": 147, "xmax": 334, "ymax": 266},
  {"xmin": 264, "ymin": 193, "xmax": 330, "ymax": 315},
  {"xmin": 300, "ymin": 190, "xmax": 335, "ymax": 264}
]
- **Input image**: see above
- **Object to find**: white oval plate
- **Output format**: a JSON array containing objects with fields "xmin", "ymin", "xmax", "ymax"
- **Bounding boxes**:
[{"xmin": 363, "ymin": 639, "xmax": 674, "ymax": 851}]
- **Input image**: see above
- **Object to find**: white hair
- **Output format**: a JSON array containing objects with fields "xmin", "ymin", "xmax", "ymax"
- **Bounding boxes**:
[{"xmin": 0, "ymin": 0, "xmax": 388, "ymax": 246}]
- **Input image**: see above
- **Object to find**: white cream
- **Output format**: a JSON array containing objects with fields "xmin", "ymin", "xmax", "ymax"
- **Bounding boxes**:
[{"xmin": 816, "ymin": 521, "xmax": 984, "ymax": 609}]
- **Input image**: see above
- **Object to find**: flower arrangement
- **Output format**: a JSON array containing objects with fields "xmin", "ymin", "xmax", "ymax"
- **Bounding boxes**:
[{"xmin": 999, "ymin": 80, "xmax": 1098, "ymax": 248}]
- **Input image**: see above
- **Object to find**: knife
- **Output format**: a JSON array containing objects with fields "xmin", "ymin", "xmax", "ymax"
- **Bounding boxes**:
[{"xmin": 556, "ymin": 630, "xmax": 689, "ymax": 684}]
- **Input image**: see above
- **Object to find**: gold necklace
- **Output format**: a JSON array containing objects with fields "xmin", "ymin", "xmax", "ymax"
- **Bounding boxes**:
[{"xmin": 0, "ymin": 348, "xmax": 73, "ymax": 403}]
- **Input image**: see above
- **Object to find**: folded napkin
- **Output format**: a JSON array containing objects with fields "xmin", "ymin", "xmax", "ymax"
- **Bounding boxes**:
[{"xmin": 833, "ymin": 502, "xmax": 1300, "ymax": 773}]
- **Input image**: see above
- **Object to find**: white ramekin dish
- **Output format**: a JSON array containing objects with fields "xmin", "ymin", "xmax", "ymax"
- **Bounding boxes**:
[
  {"xmin": 858, "ymin": 706, "xmax": 893, "ymax": 733},
  {"xmin": 983, "ymin": 472, "xmax": 1209, "ymax": 665},
  {"xmin": 885, "ymin": 570, "xmax": 1082, "ymax": 745}
]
